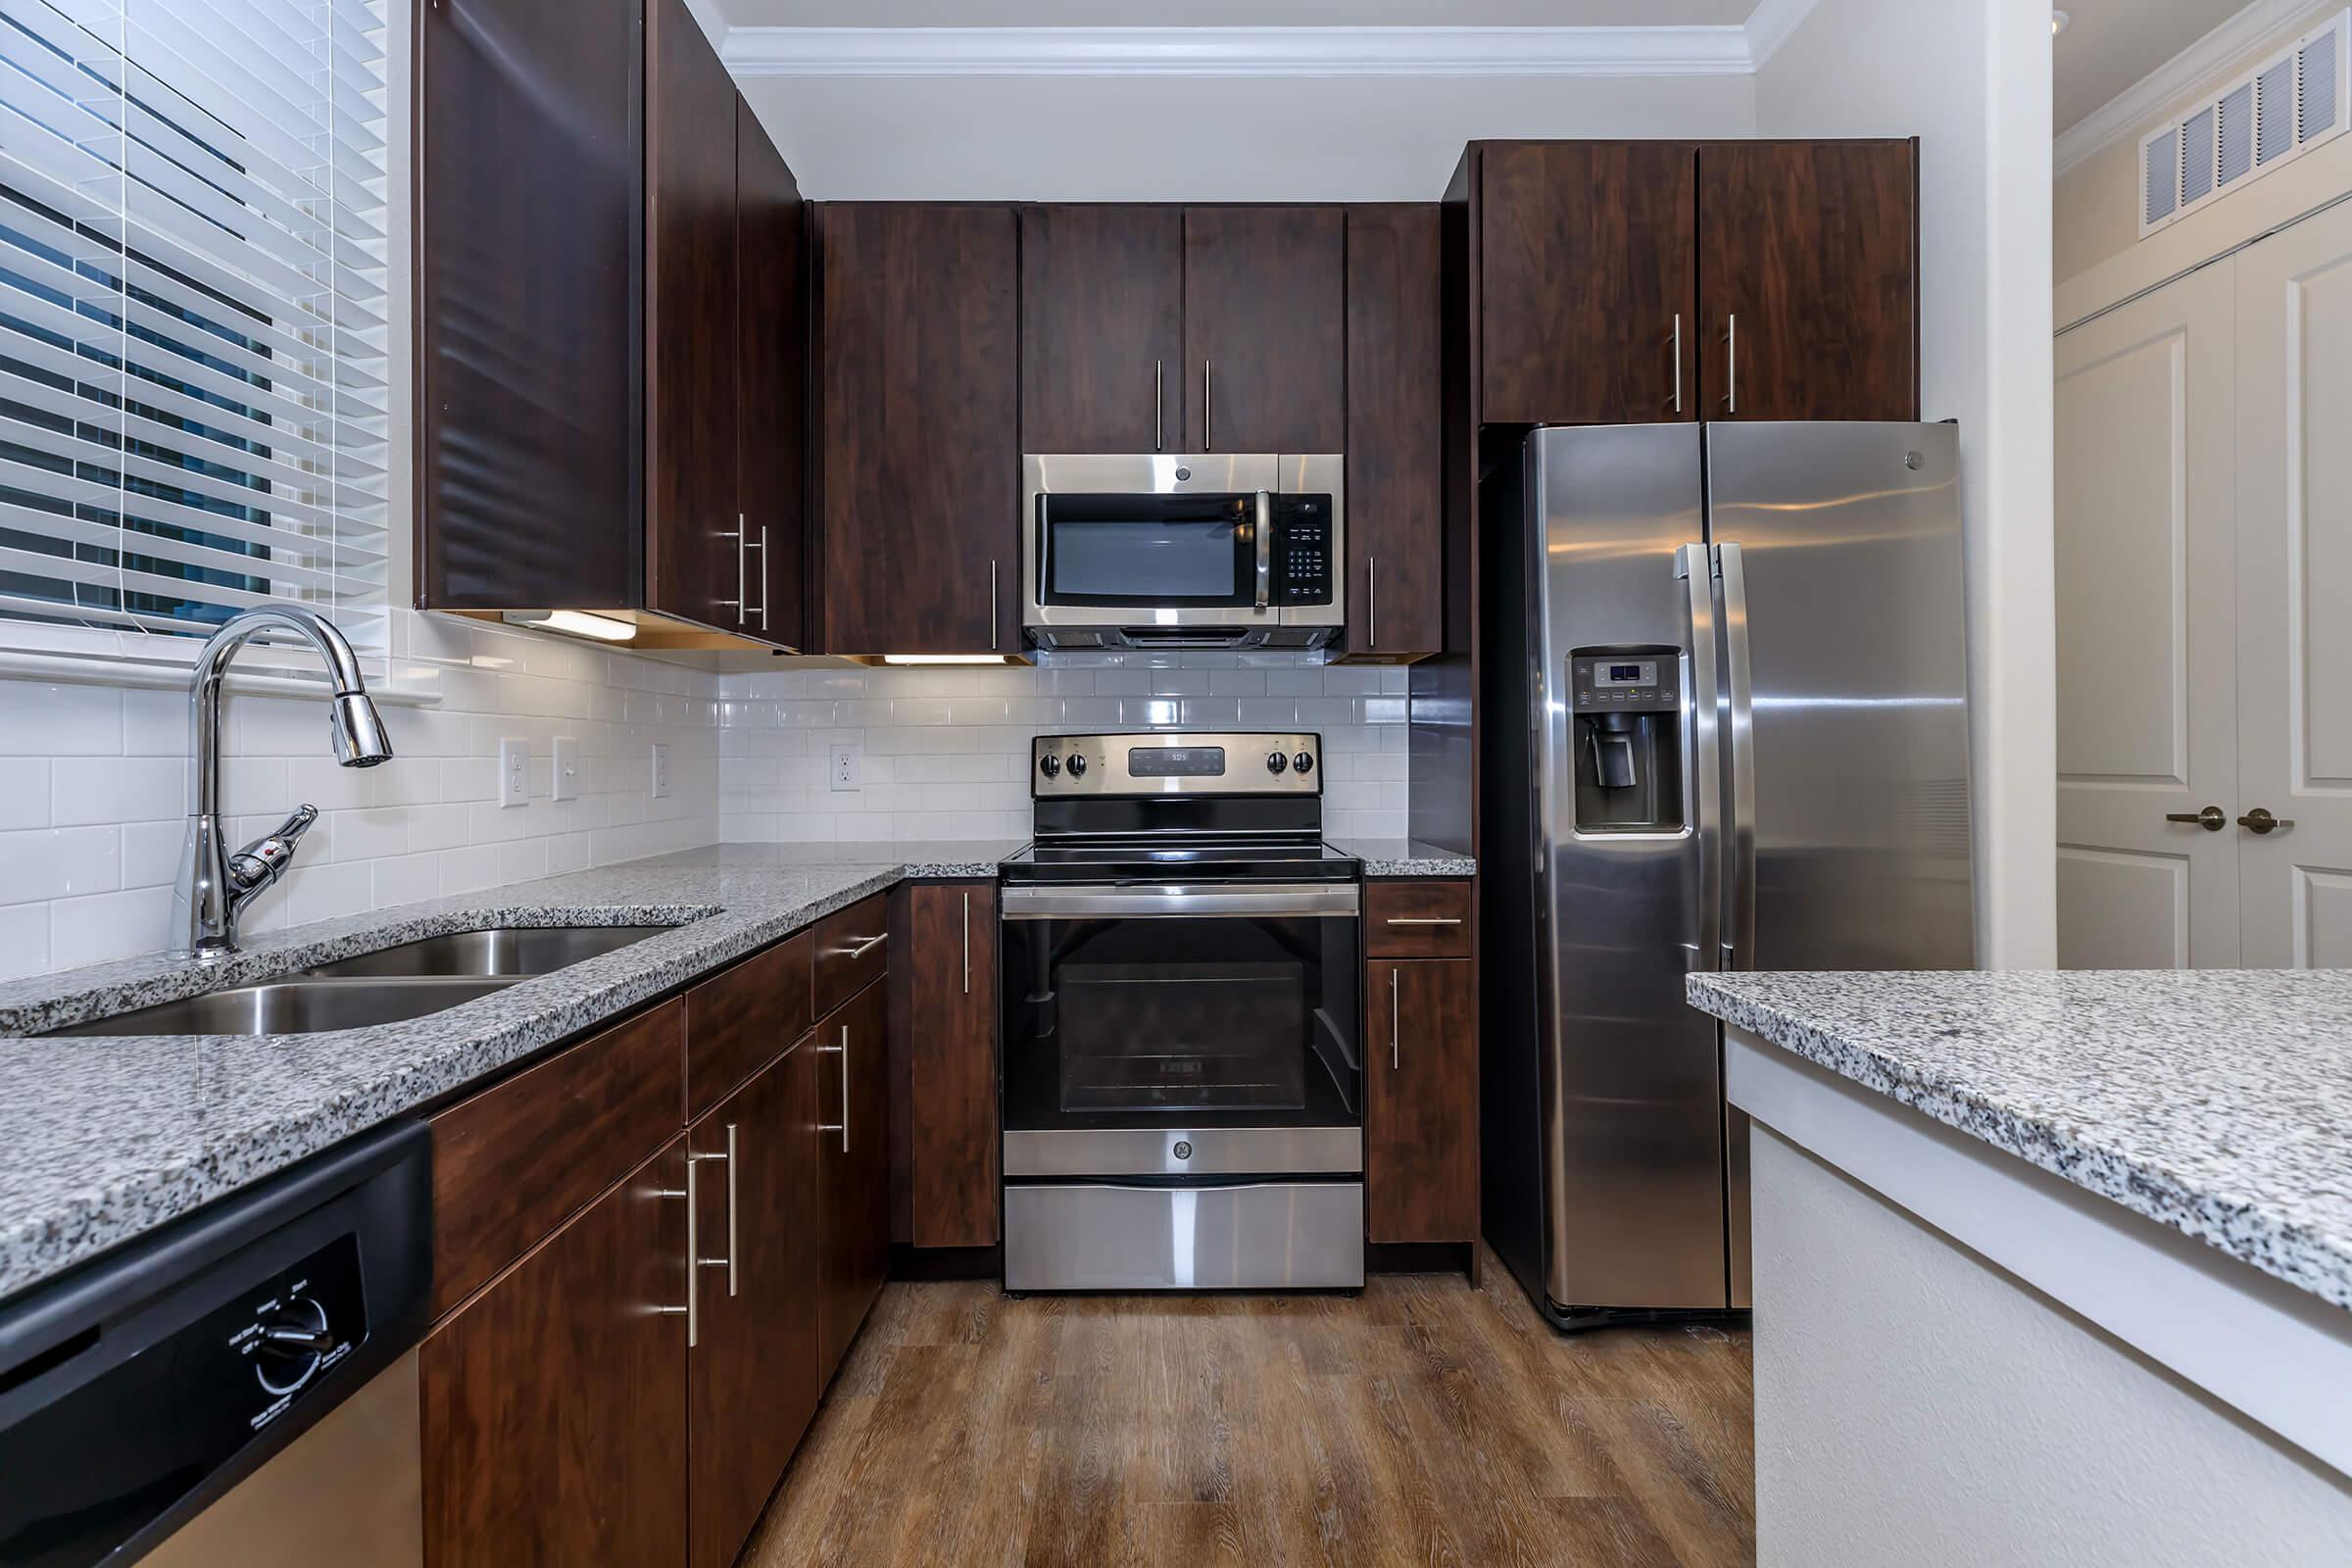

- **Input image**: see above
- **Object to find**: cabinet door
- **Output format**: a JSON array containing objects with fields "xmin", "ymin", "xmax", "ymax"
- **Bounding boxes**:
[
  {"xmin": 812, "ymin": 204, "xmax": 1019, "ymax": 655},
  {"xmin": 816, "ymin": 979, "xmax": 891, "ymax": 1381},
  {"xmin": 1365, "ymin": 959, "xmax": 1477, "ymax": 1244},
  {"xmin": 416, "ymin": 0, "xmax": 641, "ymax": 611},
  {"xmin": 1477, "ymin": 140, "xmax": 1697, "ymax": 426},
  {"xmin": 1343, "ymin": 205, "xmax": 1444, "ymax": 660},
  {"xmin": 1182, "ymin": 206, "xmax": 1346, "ymax": 453},
  {"xmin": 735, "ymin": 100, "xmax": 806, "ymax": 651},
  {"xmin": 899, "ymin": 883, "xmax": 1000, "ymax": 1249},
  {"xmin": 1021, "ymin": 205, "xmax": 1184, "ymax": 454},
  {"xmin": 421, "ymin": 1140, "xmax": 688, "ymax": 1568},
  {"xmin": 1696, "ymin": 140, "xmax": 1918, "ymax": 421},
  {"xmin": 646, "ymin": 0, "xmax": 741, "ymax": 632},
  {"xmin": 687, "ymin": 1048, "xmax": 820, "ymax": 1568}
]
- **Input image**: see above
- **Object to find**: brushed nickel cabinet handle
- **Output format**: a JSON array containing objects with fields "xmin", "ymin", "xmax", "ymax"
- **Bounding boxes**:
[
  {"xmin": 2237, "ymin": 808, "xmax": 2294, "ymax": 835},
  {"xmin": 1386, "ymin": 916, "xmax": 1463, "ymax": 927},
  {"xmin": 843, "ymin": 932, "xmax": 886, "ymax": 960},
  {"xmin": 1368, "ymin": 556, "xmax": 1378, "ymax": 648},
  {"xmin": 758, "ymin": 526, "xmax": 769, "ymax": 633},
  {"xmin": 1389, "ymin": 966, "xmax": 1400, "ymax": 1071},
  {"xmin": 1671, "ymin": 313, "xmax": 1683, "ymax": 413},
  {"xmin": 657, "ymin": 1156, "xmax": 702, "ymax": 1347},
  {"xmin": 1203, "ymin": 359, "xmax": 1213, "ymax": 452},
  {"xmin": 1153, "ymin": 360, "xmax": 1163, "ymax": 451},
  {"xmin": 720, "ymin": 520, "xmax": 745, "ymax": 622},
  {"xmin": 819, "ymin": 1027, "xmax": 850, "ymax": 1151},
  {"xmin": 961, "ymin": 889, "xmax": 971, "ymax": 996},
  {"xmin": 990, "ymin": 560, "xmax": 1000, "ymax": 652},
  {"xmin": 2166, "ymin": 807, "xmax": 2227, "ymax": 831},
  {"xmin": 1723, "ymin": 314, "xmax": 1739, "ymax": 414}
]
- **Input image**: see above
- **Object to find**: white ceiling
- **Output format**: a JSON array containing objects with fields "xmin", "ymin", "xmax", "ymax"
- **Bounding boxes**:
[
  {"xmin": 715, "ymin": 0, "xmax": 1760, "ymax": 24},
  {"xmin": 2053, "ymin": 0, "xmax": 2257, "ymax": 132}
]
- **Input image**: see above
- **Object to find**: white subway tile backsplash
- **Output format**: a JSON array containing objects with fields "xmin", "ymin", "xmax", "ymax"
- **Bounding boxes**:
[
  {"xmin": 0, "ymin": 759, "xmax": 48, "ymax": 830},
  {"xmin": 50, "ymin": 756, "xmax": 185, "ymax": 828},
  {"xmin": 50, "ymin": 885, "xmax": 171, "ymax": 970},
  {"xmin": 1, "ymin": 826, "xmax": 123, "ymax": 906},
  {"xmin": 0, "ymin": 683, "xmax": 122, "ymax": 757}
]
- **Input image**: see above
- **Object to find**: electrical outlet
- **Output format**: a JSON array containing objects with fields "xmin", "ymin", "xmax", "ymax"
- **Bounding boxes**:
[
  {"xmin": 651, "ymin": 742, "xmax": 672, "ymax": 800},
  {"xmin": 498, "ymin": 738, "xmax": 529, "ymax": 808},
  {"xmin": 551, "ymin": 736, "xmax": 579, "ymax": 803},
  {"xmin": 828, "ymin": 743, "xmax": 860, "ymax": 792}
]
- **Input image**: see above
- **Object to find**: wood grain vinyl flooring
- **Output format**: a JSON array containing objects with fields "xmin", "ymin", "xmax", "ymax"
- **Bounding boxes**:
[{"xmin": 741, "ymin": 1248, "xmax": 1754, "ymax": 1568}]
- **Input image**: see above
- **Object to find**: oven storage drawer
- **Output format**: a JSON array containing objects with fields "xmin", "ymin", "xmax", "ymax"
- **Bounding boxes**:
[{"xmin": 1004, "ymin": 1181, "xmax": 1365, "ymax": 1291}]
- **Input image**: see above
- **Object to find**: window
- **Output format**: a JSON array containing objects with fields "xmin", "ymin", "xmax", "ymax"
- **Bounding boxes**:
[{"xmin": 0, "ymin": 0, "xmax": 389, "ymax": 662}]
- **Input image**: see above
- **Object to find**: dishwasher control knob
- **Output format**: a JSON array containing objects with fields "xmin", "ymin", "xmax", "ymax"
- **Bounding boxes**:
[
  {"xmin": 252, "ymin": 1295, "xmax": 334, "ymax": 1396},
  {"xmin": 1065, "ymin": 753, "xmax": 1087, "ymax": 777},
  {"xmin": 1266, "ymin": 752, "xmax": 1288, "ymax": 774},
  {"xmin": 1038, "ymin": 753, "xmax": 1060, "ymax": 778},
  {"xmin": 1293, "ymin": 752, "xmax": 1314, "ymax": 775}
]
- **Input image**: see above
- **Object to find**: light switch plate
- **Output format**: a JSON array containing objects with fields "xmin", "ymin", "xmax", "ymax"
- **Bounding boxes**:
[
  {"xmin": 651, "ymin": 742, "xmax": 672, "ymax": 800},
  {"xmin": 829, "ymin": 743, "xmax": 860, "ymax": 792},
  {"xmin": 551, "ymin": 736, "xmax": 579, "ymax": 802},
  {"xmin": 498, "ymin": 738, "xmax": 529, "ymax": 808}
]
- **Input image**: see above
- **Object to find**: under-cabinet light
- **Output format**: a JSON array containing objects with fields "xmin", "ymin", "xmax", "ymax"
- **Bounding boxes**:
[
  {"xmin": 502, "ymin": 610, "xmax": 638, "ymax": 643},
  {"xmin": 877, "ymin": 654, "xmax": 1017, "ymax": 665}
]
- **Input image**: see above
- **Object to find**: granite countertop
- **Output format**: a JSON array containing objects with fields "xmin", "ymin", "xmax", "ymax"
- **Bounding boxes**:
[
  {"xmin": 1327, "ymin": 838, "xmax": 1477, "ymax": 878},
  {"xmin": 1688, "ymin": 968, "xmax": 2352, "ymax": 1312},
  {"xmin": 0, "ymin": 840, "xmax": 1022, "ymax": 1303}
]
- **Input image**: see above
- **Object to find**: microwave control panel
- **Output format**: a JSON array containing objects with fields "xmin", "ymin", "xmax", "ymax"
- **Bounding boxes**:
[{"xmin": 1271, "ymin": 494, "xmax": 1334, "ymax": 606}]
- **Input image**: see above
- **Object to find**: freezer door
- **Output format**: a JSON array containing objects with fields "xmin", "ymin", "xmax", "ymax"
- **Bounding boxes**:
[
  {"xmin": 1529, "ymin": 425, "xmax": 1730, "ymax": 1312},
  {"xmin": 1705, "ymin": 421, "xmax": 1977, "ymax": 973}
]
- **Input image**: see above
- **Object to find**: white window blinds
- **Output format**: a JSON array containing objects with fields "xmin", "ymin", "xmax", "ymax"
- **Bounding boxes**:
[{"xmin": 0, "ymin": 0, "xmax": 390, "ymax": 658}]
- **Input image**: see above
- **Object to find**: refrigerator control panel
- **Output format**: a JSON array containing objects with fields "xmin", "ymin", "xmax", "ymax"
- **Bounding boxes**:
[{"xmin": 1571, "ymin": 655, "xmax": 1679, "ymax": 714}]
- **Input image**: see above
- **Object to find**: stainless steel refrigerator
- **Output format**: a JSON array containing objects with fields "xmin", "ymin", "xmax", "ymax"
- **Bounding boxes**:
[{"xmin": 1480, "ymin": 421, "xmax": 1975, "ymax": 1330}]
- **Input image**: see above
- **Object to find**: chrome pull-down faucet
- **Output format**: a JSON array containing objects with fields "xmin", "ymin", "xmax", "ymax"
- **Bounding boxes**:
[{"xmin": 172, "ymin": 607, "xmax": 393, "ymax": 960}]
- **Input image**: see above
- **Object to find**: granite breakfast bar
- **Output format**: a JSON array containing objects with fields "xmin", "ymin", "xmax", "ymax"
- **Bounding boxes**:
[{"xmin": 1688, "ymin": 968, "xmax": 2352, "ymax": 1568}]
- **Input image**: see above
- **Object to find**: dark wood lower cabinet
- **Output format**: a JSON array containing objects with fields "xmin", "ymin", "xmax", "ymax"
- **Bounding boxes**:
[
  {"xmin": 688, "ymin": 1042, "xmax": 820, "ymax": 1568},
  {"xmin": 817, "ymin": 978, "xmax": 891, "ymax": 1382},
  {"xmin": 420, "ymin": 1139, "xmax": 689, "ymax": 1568},
  {"xmin": 1366, "ymin": 957, "xmax": 1478, "ymax": 1246},
  {"xmin": 895, "ymin": 882, "xmax": 1000, "ymax": 1250}
]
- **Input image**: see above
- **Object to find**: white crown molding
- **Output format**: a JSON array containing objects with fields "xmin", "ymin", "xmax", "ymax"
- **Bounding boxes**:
[
  {"xmin": 1742, "ymin": 0, "xmax": 1821, "ymax": 70},
  {"xmin": 2054, "ymin": 0, "xmax": 2330, "ymax": 176},
  {"xmin": 720, "ymin": 24, "xmax": 1765, "ymax": 79}
]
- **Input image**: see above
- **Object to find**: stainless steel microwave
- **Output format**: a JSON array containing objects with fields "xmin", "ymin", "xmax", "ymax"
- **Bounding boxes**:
[{"xmin": 1021, "ymin": 454, "xmax": 1345, "ymax": 651}]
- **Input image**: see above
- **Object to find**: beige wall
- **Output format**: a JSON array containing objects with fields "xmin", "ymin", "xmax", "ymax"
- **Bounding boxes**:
[{"xmin": 2056, "ymin": 1, "xmax": 2350, "ymax": 299}]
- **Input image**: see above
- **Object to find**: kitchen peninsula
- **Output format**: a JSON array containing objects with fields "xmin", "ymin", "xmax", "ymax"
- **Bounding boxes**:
[{"xmin": 1688, "ymin": 967, "xmax": 2352, "ymax": 1567}]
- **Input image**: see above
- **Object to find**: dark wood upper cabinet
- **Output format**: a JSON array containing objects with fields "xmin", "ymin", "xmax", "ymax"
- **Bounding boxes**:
[
  {"xmin": 687, "ymin": 1045, "xmax": 820, "ymax": 1568},
  {"xmin": 1366, "ymin": 956, "xmax": 1478, "ymax": 1246},
  {"xmin": 817, "ymin": 978, "xmax": 891, "ymax": 1383},
  {"xmin": 809, "ymin": 203, "xmax": 1020, "ymax": 656},
  {"xmin": 894, "ymin": 882, "xmax": 1000, "ymax": 1249},
  {"xmin": 421, "ymin": 1141, "xmax": 689, "ymax": 1568},
  {"xmin": 1342, "ymin": 204, "xmax": 1445, "ymax": 662},
  {"xmin": 644, "ymin": 0, "xmax": 739, "ymax": 634},
  {"xmin": 1182, "ymin": 206, "xmax": 1346, "ymax": 453},
  {"xmin": 735, "ymin": 97, "xmax": 807, "ymax": 650},
  {"xmin": 1475, "ymin": 140, "xmax": 1698, "ymax": 426},
  {"xmin": 416, "ymin": 0, "xmax": 642, "ymax": 611},
  {"xmin": 1696, "ymin": 140, "xmax": 1919, "ymax": 420},
  {"xmin": 1020, "ymin": 205, "xmax": 1185, "ymax": 454}
]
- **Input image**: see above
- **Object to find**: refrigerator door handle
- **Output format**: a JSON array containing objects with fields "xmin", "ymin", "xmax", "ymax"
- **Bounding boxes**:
[
  {"xmin": 1675, "ymin": 543, "xmax": 1724, "ymax": 977},
  {"xmin": 1716, "ymin": 541, "xmax": 1757, "ymax": 972}
]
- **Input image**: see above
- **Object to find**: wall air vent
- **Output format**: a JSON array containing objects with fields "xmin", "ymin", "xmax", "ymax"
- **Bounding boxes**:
[{"xmin": 2137, "ymin": 7, "xmax": 2351, "ymax": 239}]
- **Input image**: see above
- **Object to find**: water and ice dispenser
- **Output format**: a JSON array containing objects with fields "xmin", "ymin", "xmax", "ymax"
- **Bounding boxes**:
[{"xmin": 1569, "ymin": 650, "xmax": 1684, "ymax": 832}]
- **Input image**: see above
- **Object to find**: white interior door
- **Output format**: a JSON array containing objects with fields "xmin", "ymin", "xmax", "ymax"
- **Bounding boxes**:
[
  {"xmin": 2234, "ymin": 200, "xmax": 2352, "ymax": 968},
  {"xmin": 2053, "ymin": 262, "xmax": 2242, "ymax": 968}
]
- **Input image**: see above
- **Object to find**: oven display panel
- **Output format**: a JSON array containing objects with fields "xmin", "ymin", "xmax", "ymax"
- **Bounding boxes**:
[{"xmin": 1127, "ymin": 746, "xmax": 1226, "ymax": 777}]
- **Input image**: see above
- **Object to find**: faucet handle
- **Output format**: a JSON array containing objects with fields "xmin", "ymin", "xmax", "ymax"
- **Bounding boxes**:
[{"xmin": 228, "ymin": 804, "xmax": 318, "ymax": 892}]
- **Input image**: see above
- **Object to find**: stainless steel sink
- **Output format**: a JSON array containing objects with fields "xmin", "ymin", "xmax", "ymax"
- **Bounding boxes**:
[
  {"xmin": 40, "ymin": 977, "xmax": 519, "ymax": 1038},
  {"xmin": 297, "ymin": 925, "xmax": 670, "ymax": 980}
]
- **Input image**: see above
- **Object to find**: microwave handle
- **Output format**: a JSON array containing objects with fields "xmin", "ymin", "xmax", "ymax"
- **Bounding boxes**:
[
  {"xmin": 1253, "ymin": 491, "xmax": 1273, "ymax": 611},
  {"xmin": 1037, "ymin": 494, "xmax": 1051, "ymax": 603}
]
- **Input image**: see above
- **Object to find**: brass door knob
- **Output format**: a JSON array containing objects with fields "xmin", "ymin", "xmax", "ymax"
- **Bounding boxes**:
[
  {"xmin": 2236, "ymin": 808, "xmax": 2294, "ymax": 835},
  {"xmin": 2166, "ymin": 806, "xmax": 2228, "ymax": 831}
]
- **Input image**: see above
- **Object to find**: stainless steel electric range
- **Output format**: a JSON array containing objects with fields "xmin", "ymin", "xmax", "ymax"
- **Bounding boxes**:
[{"xmin": 998, "ymin": 730, "xmax": 1366, "ymax": 1292}]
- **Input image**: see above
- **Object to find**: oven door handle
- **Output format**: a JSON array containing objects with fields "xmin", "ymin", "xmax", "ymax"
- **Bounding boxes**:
[{"xmin": 1000, "ymin": 883, "xmax": 1361, "ymax": 920}]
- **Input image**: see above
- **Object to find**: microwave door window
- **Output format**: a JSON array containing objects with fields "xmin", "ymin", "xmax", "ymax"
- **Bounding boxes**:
[{"xmin": 1040, "ymin": 494, "xmax": 1253, "ymax": 608}]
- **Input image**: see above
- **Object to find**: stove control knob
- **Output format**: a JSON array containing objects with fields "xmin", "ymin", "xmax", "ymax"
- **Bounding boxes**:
[
  {"xmin": 1266, "ymin": 752, "xmax": 1289, "ymax": 774},
  {"xmin": 1293, "ymin": 752, "xmax": 1314, "ymax": 775},
  {"xmin": 1065, "ymin": 753, "xmax": 1088, "ymax": 778},
  {"xmin": 1038, "ymin": 753, "xmax": 1060, "ymax": 778},
  {"xmin": 252, "ymin": 1295, "xmax": 334, "ymax": 1396}
]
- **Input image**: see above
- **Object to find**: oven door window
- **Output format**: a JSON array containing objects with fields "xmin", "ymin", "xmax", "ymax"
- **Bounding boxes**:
[
  {"xmin": 1037, "ymin": 493, "xmax": 1255, "ymax": 609},
  {"xmin": 1001, "ymin": 907, "xmax": 1360, "ymax": 1130}
]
